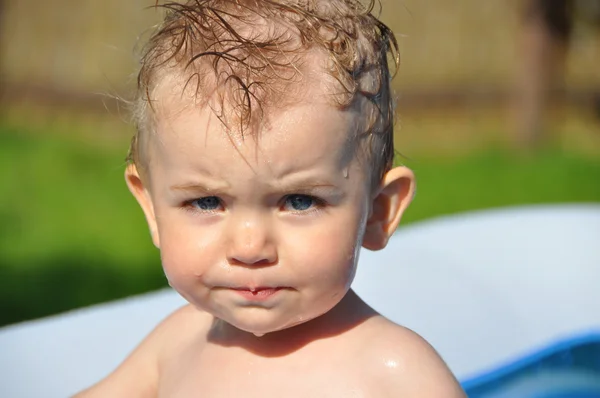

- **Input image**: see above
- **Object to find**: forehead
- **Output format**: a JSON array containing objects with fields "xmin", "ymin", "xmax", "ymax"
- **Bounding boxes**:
[{"xmin": 150, "ymin": 82, "xmax": 362, "ymax": 178}]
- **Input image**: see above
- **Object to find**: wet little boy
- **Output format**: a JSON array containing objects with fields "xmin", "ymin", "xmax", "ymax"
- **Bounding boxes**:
[{"xmin": 76, "ymin": 0, "xmax": 466, "ymax": 396}]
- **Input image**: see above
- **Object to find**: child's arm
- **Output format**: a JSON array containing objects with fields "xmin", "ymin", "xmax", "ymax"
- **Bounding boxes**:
[{"xmin": 73, "ymin": 304, "xmax": 194, "ymax": 398}]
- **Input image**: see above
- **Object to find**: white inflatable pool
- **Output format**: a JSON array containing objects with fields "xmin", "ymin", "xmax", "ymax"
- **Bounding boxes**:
[{"xmin": 1, "ymin": 204, "xmax": 599, "ymax": 397}]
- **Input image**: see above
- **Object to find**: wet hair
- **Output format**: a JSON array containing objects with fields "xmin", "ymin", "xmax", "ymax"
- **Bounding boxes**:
[{"xmin": 128, "ymin": 0, "xmax": 399, "ymax": 184}]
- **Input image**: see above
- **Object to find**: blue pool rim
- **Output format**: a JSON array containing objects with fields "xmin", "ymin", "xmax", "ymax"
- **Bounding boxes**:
[{"xmin": 460, "ymin": 330, "xmax": 600, "ymax": 392}]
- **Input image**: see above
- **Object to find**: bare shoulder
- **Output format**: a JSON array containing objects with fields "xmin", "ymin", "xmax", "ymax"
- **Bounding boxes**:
[
  {"xmin": 361, "ymin": 317, "xmax": 466, "ymax": 397},
  {"xmin": 74, "ymin": 304, "xmax": 210, "ymax": 398}
]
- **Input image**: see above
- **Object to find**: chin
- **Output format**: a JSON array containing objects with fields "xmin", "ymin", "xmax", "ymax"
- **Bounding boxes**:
[
  {"xmin": 230, "ymin": 318, "xmax": 293, "ymax": 336},
  {"xmin": 236, "ymin": 307, "xmax": 338, "ymax": 336},
  {"xmin": 226, "ymin": 311, "xmax": 311, "ymax": 336}
]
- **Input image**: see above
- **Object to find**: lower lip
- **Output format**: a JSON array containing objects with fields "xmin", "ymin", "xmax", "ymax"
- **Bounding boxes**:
[{"xmin": 232, "ymin": 288, "xmax": 283, "ymax": 301}]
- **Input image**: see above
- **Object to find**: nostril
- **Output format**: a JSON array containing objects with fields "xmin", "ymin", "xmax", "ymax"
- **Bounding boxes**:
[
  {"xmin": 251, "ymin": 258, "xmax": 276, "ymax": 266},
  {"xmin": 228, "ymin": 252, "xmax": 277, "ymax": 267},
  {"xmin": 228, "ymin": 244, "xmax": 278, "ymax": 267}
]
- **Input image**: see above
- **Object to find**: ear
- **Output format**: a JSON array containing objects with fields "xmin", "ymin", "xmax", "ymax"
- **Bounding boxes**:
[
  {"xmin": 362, "ymin": 166, "xmax": 415, "ymax": 251},
  {"xmin": 125, "ymin": 164, "xmax": 160, "ymax": 248}
]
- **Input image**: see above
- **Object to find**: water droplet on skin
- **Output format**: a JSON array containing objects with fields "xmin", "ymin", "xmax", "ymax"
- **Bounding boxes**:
[
  {"xmin": 343, "ymin": 168, "xmax": 349, "ymax": 178},
  {"xmin": 253, "ymin": 333, "xmax": 264, "ymax": 337}
]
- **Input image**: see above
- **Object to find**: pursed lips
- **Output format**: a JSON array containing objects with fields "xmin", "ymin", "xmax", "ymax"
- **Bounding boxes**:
[{"xmin": 229, "ymin": 286, "xmax": 286, "ymax": 300}]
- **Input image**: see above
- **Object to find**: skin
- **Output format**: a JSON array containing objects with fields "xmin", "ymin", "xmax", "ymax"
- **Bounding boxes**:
[{"xmin": 74, "ymin": 69, "xmax": 466, "ymax": 397}]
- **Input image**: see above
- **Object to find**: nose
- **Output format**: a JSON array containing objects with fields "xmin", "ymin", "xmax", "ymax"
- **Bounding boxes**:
[{"xmin": 226, "ymin": 214, "xmax": 277, "ymax": 266}]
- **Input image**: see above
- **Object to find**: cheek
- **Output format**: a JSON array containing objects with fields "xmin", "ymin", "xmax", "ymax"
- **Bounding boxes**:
[
  {"xmin": 157, "ymin": 217, "xmax": 221, "ymax": 281},
  {"xmin": 292, "ymin": 211, "xmax": 365, "ymax": 282},
  {"xmin": 312, "ymin": 226, "xmax": 360, "ymax": 262}
]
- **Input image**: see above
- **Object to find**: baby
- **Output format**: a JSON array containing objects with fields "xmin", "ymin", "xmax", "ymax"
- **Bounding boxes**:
[{"xmin": 77, "ymin": 0, "xmax": 466, "ymax": 396}]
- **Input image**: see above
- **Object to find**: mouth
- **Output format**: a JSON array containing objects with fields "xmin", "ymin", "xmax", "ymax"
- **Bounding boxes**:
[{"xmin": 230, "ymin": 287, "xmax": 285, "ymax": 300}]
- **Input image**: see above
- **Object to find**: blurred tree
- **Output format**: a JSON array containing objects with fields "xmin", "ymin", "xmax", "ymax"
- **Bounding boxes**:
[
  {"xmin": 513, "ymin": 0, "xmax": 574, "ymax": 150},
  {"xmin": 0, "ymin": 0, "xmax": 4, "ymax": 95},
  {"xmin": 513, "ymin": 0, "xmax": 600, "ymax": 151}
]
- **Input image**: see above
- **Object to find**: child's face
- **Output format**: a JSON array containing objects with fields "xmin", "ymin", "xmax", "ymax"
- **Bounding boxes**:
[{"xmin": 127, "ymin": 77, "xmax": 413, "ymax": 335}]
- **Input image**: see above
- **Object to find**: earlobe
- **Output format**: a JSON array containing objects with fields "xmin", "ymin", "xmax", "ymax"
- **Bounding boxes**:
[
  {"xmin": 362, "ymin": 166, "xmax": 415, "ymax": 251},
  {"xmin": 125, "ymin": 164, "xmax": 160, "ymax": 248}
]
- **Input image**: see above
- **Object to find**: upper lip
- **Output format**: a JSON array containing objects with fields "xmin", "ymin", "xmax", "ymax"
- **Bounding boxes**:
[{"xmin": 228, "ymin": 286, "xmax": 284, "ymax": 292}]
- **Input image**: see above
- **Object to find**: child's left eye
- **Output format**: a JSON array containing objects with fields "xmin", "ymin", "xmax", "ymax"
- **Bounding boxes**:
[{"xmin": 282, "ymin": 194, "xmax": 319, "ymax": 211}]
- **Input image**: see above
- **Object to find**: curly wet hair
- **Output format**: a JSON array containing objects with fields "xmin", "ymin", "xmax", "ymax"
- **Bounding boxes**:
[{"xmin": 129, "ymin": 0, "xmax": 400, "ymax": 184}]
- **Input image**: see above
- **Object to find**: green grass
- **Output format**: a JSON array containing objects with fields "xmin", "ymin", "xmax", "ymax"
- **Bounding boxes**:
[
  {"xmin": 1, "ymin": 124, "xmax": 599, "ymax": 327},
  {"xmin": 401, "ymin": 150, "xmax": 600, "ymax": 222},
  {"xmin": 0, "ymin": 125, "xmax": 166, "ymax": 326}
]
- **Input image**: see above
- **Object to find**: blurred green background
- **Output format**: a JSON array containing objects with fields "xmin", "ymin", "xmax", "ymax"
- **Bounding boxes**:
[{"xmin": 1, "ymin": 0, "xmax": 599, "ymax": 327}]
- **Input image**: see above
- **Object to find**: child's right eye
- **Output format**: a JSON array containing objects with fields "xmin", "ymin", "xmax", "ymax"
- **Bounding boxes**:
[{"xmin": 189, "ymin": 196, "xmax": 222, "ymax": 211}]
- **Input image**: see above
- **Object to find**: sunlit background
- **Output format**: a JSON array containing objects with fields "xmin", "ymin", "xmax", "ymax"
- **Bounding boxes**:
[{"xmin": 1, "ymin": 0, "xmax": 599, "ymax": 327}]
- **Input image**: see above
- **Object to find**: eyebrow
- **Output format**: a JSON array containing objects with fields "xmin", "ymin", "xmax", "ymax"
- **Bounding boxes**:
[
  {"xmin": 267, "ymin": 179, "xmax": 342, "ymax": 195},
  {"xmin": 170, "ymin": 180, "xmax": 340, "ymax": 194},
  {"xmin": 169, "ymin": 181, "xmax": 231, "ymax": 193}
]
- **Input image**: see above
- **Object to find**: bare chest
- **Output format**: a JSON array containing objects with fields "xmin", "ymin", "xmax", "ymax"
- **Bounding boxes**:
[{"xmin": 158, "ymin": 344, "xmax": 381, "ymax": 398}]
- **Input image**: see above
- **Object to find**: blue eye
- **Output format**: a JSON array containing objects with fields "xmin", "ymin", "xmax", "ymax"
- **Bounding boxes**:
[
  {"xmin": 191, "ymin": 196, "xmax": 221, "ymax": 211},
  {"xmin": 284, "ymin": 194, "xmax": 316, "ymax": 211}
]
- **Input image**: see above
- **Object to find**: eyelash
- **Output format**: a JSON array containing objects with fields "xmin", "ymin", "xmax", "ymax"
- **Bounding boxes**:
[
  {"xmin": 183, "ymin": 196, "xmax": 223, "ymax": 214},
  {"xmin": 182, "ymin": 194, "xmax": 326, "ymax": 215},
  {"xmin": 282, "ymin": 194, "xmax": 325, "ymax": 214}
]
